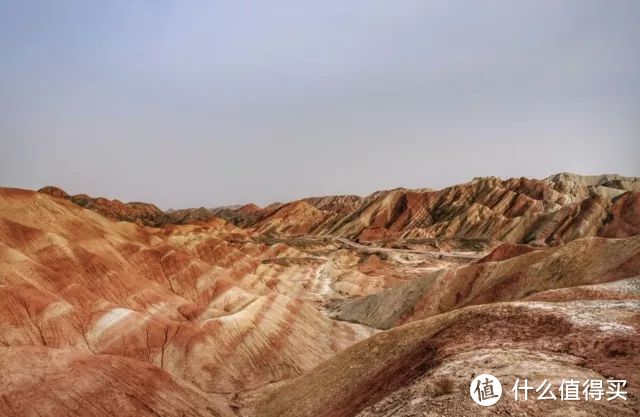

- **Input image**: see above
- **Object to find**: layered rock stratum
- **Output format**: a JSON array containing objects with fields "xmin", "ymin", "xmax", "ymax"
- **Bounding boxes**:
[
  {"xmin": 0, "ymin": 173, "xmax": 637, "ymax": 417},
  {"xmin": 39, "ymin": 173, "xmax": 640, "ymax": 245}
]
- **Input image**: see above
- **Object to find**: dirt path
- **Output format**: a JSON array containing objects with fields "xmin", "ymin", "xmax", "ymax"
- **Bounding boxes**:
[{"xmin": 335, "ymin": 237, "xmax": 486, "ymax": 260}]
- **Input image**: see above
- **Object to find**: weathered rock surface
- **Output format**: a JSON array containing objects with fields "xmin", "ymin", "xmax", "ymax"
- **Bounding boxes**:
[
  {"xmin": 0, "ymin": 187, "xmax": 379, "ymax": 415},
  {"xmin": 254, "ymin": 300, "xmax": 640, "ymax": 417},
  {"xmin": 334, "ymin": 235, "xmax": 640, "ymax": 329},
  {"xmin": 234, "ymin": 174, "xmax": 640, "ymax": 246},
  {"xmin": 0, "ymin": 346, "xmax": 235, "ymax": 417},
  {"xmin": 599, "ymin": 192, "xmax": 640, "ymax": 238},
  {"xmin": 478, "ymin": 242, "xmax": 539, "ymax": 263},
  {"xmin": 38, "ymin": 186, "xmax": 172, "ymax": 227},
  {"xmin": 5, "ymin": 174, "xmax": 639, "ymax": 417},
  {"xmin": 38, "ymin": 174, "xmax": 640, "ymax": 246}
]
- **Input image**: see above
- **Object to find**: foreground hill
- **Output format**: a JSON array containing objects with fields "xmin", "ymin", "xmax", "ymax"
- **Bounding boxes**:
[
  {"xmin": 254, "ymin": 298, "xmax": 640, "ymax": 417},
  {"xmin": 250, "ymin": 238, "xmax": 640, "ymax": 417},
  {"xmin": 3, "ymin": 174, "xmax": 639, "ymax": 417},
  {"xmin": 0, "ymin": 188, "xmax": 381, "ymax": 416}
]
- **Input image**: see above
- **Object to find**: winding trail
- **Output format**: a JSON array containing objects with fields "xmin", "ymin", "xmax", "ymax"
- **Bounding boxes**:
[{"xmin": 334, "ymin": 237, "xmax": 486, "ymax": 260}]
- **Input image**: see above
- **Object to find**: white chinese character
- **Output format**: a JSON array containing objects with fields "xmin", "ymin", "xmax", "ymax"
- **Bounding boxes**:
[
  {"xmin": 560, "ymin": 379, "xmax": 580, "ymax": 401},
  {"xmin": 469, "ymin": 374, "xmax": 503, "ymax": 406},
  {"xmin": 536, "ymin": 379, "xmax": 557, "ymax": 400},
  {"xmin": 606, "ymin": 380, "xmax": 628, "ymax": 401},
  {"xmin": 582, "ymin": 379, "xmax": 604, "ymax": 401},
  {"xmin": 511, "ymin": 378, "xmax": 534, "ymax": 401}
]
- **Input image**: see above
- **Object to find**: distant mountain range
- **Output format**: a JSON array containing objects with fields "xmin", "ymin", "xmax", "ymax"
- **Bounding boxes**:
[
  {"xmin": 39, "ymin": 172, "xmax": 640, "ymax": 246},
  {"xmin": 1, "ymin": 172, "xmax": 638, "ymax": 416}
]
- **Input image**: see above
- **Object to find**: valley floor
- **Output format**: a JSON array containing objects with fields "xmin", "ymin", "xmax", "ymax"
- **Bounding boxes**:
[{"xmin": 1, "ymin": 175, "xmax": 639, "ymax": 417}]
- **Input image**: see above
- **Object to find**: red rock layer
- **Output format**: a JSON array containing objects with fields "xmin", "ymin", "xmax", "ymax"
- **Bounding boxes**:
[
  {"xmin": 478, "ymin": 242, "xmax": 538, "ymax": 263},
  {"xmin": 38, "ymin": 186, "xmax": 169, "ymax": 227},
  {"xmin": 599, "ymin": 192, "xmax": 640, "ymax": 238},
  {"xmin": 256, "ymin": 300, "xmax": 640, "ymax": 417},
  {"xmin": 237, "ymin": 174, "xmax": 640, "ymax": 246},
  {"xmin": 0, "ymin": 346, "xmax": 235, "ymax": 417},
  {"xmin": 0, "ymin": 187, "xmax": 376, "ymax": 416},
  {"xmin": 334, "ymin": 235, "xmax": 640, "ymax": 329},
  {"xmin": 38, "ymin": 174, "xmax": 640, "ymax": 247}
]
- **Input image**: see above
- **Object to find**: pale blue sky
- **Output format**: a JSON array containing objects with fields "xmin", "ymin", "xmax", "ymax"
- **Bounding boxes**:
[{"xmin": 1, "ymin": 1, "xmax": 639, "ymax": 208}]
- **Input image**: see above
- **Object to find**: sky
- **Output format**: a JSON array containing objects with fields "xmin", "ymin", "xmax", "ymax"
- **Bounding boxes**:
[{"xmin": 1, "ymin": 0, "xmax": 639, "ymax": 208}]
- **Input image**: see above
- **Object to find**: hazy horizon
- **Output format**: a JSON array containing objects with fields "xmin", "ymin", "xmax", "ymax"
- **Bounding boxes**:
[
  {"xmin": 10, "ymin": 170, "xmax": 640, "ymax": 211},
  {"xmin": 2, "ymin": 1, "xmax": 639, "ymax": 208}
]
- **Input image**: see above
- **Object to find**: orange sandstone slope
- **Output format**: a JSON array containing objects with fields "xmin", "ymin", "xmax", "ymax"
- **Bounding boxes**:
[
  {"xmin": 0, "ymin": 187, "xmax": 378, "ymax": 416},
  {"xmin": 333, "ymin": 234, "xmax": 640, "ymax": 329},
  {"xmin": 39, "ymin": 174, "xmax": 640, "ymax": 247},
  {"xmin": 4, "ymin": 173, "xmax": 640, "ymax": 417},
  {"xmin": 251, "ymin": 234, "xmax": 640, "ymax": 416},
  {"xmin": 38, "ymin": 185, "xmax": 171, "ymax": 227},
  {"xmin": 231, "ymin": 174, "xmax": 640, "ymax": 246},
  {"xmin": 0, "ymin": 346, "xmax": 236, "ymax": 417},
  {"xmin": 254, "ymin": 174, "xmax": 640, "ymax": 245},
  {"xmin": 255, "ymin": 298, "xmax": 640, "ymax": 417}
]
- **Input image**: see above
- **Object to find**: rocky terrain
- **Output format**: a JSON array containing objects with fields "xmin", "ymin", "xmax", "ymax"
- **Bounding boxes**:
[
  {"xmin": 1, "ymin": 173, "xmax": 638, "ymax": 417},
  {"xmin": 333, "ymin": 236, "xmax": 640, "ymax": 329},
  {"xmin": 253, "ymin": 299, "xmax": 640, "ymax": 417},
  {"xmin": 40, "ymin": 173, "xmax": 640, "ymax": 245}
]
